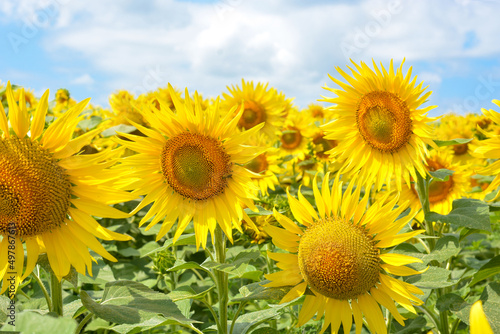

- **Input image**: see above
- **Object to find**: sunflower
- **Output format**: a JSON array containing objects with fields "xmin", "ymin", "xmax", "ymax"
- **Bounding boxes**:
[
  {"xmin": 52, "ymin": 88, "xmax": 77, "ymax": 115},
  {"xmin": 278, "ymin": 110, "xmax": 313, "ymax": 160},
  {"xmin": 245, "ymin": 134, "xmax": 282, "ymax": 196},
  {"xmin": 264, "ymin": 173, "xmax": 425, "ymax": 334},
  {"xmin": 109, "ymin": 90, "xmax": 147, "ymax": 127},
  {"xmin": 116, "ymin": 84, "xmax": 265, "ymax": 249},
  {"xmin": 139, "ymin": 86, "xmax": 182, "ymax": 112},
  {"xmin": 473, "ymin": 101, "xmax": 500, "ymax": 200},
  {"xmin": 0, "ymin": 82, "xmax": 134, "ymax": 295},
  {"xmin": 321, "ymin": 60, "xmax": 437, "ymax": 191},
  {"xmin": 398, "ymin": 148, "xmax": 471, "ymax": 221},
  {"xmin": 435, "ymin": 113, "xmax": 482, "ymax": 164},
  {"xmin": 222, "ymin": 80, "xmax": 286, "ymax": 140}
]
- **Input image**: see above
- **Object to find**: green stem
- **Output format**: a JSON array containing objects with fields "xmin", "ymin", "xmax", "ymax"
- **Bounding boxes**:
[
  {"xmin": 50, "ymin": 273, "xmax": 63, "ymax": 316},
  {"xmin": 198, "ymin": 298, "xmax": 220, "ymax": 331},
  {"xmin": 450, "ymin": 318, "xmax": 461, "ymax": 334},
  {"xmin": 415, "ymin": 173, "xmax": 436, "ymax": 250},
  {"xmin": 75, "ymin": 312, "xmax": 93, "ymax": 334},
  {"xmin": 386, "ymin": 308, "xmax": 393, "ymax": 333},
  {"xmin": 265, "ymin": 243, "xmax": 274, "ymax": 275},
  {"xmin": 230, "ymin": 301, "xmax": 247, "ymax": 334},
  {"xmin": 418, "ymin": 305, "xmax": 440, "ymax": 332},
  {"xmin": 214, "ymin": 225, "xmax": 228, "ymax": 334},
  {"xmin": 32, "ymin": 268, "xmax": 52, "ymax": 311}
]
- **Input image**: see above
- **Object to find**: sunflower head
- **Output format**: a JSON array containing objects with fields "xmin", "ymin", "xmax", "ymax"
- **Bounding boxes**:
[
  {"xmin": 321, "ymin": 59, "xmax": 437, "ymax": 191},
  {"xmin": 298, "ymin": 216, "xmax": 379, "ymax": 300},
  {"xmin": 117, "ymin": 84, "xmax": 266, "ymax": 249},
  {"xmin": 222, "ymin": 79, "xmax": 287, "ymax": 140},
  {"xmin": 264, "ymin": 173, "xmax": 425, "ymax": 334},
  {"xmin": 0, "ymin": 81, "xmax": 133, "ymax": 295}
]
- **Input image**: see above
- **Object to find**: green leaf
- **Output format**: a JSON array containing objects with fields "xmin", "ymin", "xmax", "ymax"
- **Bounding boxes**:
[
  {"xmin": 80, "ymin": 280, "xmax": 196, "ymax": 325},
  {"xmin": 425, "ymin": 198, "xmax": 491, "ymax": 231},
  {"xmin": 454, "ymin": 283, "xmax": 500, "ymax": 333},
  {"xmin": 167, "ymin": 285, "xmax": 215, "ymax": 302},
  {"xmin": 434, "ymin": 138, "xmax": 473, "ymax": 147},
  {"xmin": 117, "ymin": 247, "xmax": 141, "ymax": 257},
  {"xmin": 78, "ymin": 116, "xmax": 102, "ymax": 131},
  {"xmin": 406, "ymin": 266, "xmax": 456, "ymax": 289},
  {"xmin": 429, "ymin": 168, "xmax": 454, "ymax": 182},
  {"xmin": 244, "ymin": 206, "xmax": 273, "ymax": 217},
  {"xmin": 0, "ymin": 296, "xmax": 11, "ymax": 323},
  {"xmin": 0, "ymin": 311, "xmax": 78, "ymax": 333},
  {"xmin": 141, "ymin": 234, "xmax": 196, "ymax": 258},
  {"xmin": 392, "ymin": 316, "xmax": 428, "ymax": 334},
  {"xmin": 469, "ymin": 255, "xmax": 500, "ymax": 286},
  {"xmin": 79, "ymin": 258, "xmax": 116, "ymax": 285},
  {"xmin": 233, "ymin": 280, "xmax": 291, "ymax": 302},
  {"xmin": 167, "ymin": 260, "xmax": 209, "ymax": 273},
  {"xmin": 393, "ymin": 235, "xmax": 460, "ymax": 264},
  {"xmin": 101, "ymin": 124, "xmax": 137, "ymax": 137},
  {"xmin": 436, "ymin": 293, "xmax": 467, "ymax": 312},
  {"xmin": 111, "ymin": 316, "xmax": 195, "ymax": 334},
  {"xmin": 227, "ymin": 303, "xmax": 290, "ymax": 334},
  {"xmin": 203, "ymin": 250, "xmax": 261, "ymax": 276}
]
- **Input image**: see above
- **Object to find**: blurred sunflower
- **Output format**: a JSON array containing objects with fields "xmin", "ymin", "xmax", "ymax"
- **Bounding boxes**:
[
  {"xmin": 109, "ymin": 90, "xmax": 147, "ymax": 126},
  {"xmin": 117, "ymin": 84, "xmax": 265, "ymax": 249},
  {"xmin": 473, "ymin": 100, "xmax": 500, "ymax": 200},
  {"xmin": 52, "ymin": 88, "xmax": 77, "ymax": 115},
  {"xmin": 0, "ymin": 82, "xmax": 134, "ymax": 295},
  {"xmin": 321, "ymin": 60, "xmax": 437, "ymax": 191},
  {"xmin": 264, "ymin": 173, "xmax": 424, "ymax": 334},
  {"xmin": 398, "ymin": 149, "xmax": 471, "ymax": 221},
  {"xmin": 140, "ymin": 86, "xmax": 182, "ymax": 112},
  {"xmin": 1, "ymin": 85, "xmax": 37, "ymax": 112},
  {"xmin": 245, "ymin": 134, "xmax": 282, "ymax": 196},
  {"xmin": 222, "ymin": 80, "xmax": 286, "ymax": 139},
  {"xmin": 435, "ymin": 113, "xmax": 480, "ymax": 164},
  {"xmin": 279, "ymin": 110, "xmax": 313, "ymax": 160}
]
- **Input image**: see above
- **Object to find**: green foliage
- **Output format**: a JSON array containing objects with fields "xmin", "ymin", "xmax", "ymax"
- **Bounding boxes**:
[{"xmin": 426, "ymin": 198, "xmax": 491, "ymax": 231}]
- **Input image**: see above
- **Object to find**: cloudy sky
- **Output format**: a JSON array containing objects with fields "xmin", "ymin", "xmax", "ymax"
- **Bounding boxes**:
[{"xmin": 1, "ymin": 0, "xmax": 500, "ymax": 116}]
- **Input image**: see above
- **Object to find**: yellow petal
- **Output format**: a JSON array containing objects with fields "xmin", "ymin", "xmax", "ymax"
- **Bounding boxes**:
[
  {"xmin": 30, "ymin": 89, "xmax": 49, "ymax": 140},
  {"xmin": 279, "ymin": 281, "xmax": 307, "ymax": 304},
  {"xmin": 470, "ymin": 301, "xmax": 494, "ymax": 334}
]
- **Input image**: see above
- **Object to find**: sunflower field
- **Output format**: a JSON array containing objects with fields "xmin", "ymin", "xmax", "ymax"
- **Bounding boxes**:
[{"xmin": 0, "ymin": 60, "xmax": 499, "ymax": 334}]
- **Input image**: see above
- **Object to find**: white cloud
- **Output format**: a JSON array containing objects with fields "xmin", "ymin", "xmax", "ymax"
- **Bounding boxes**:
[
  {"xmin": 71, "ymin": 73, "xmax": 94, "ymax": 85},
  {"xmin": 3, "ymin": 0, "xmax": 500, "ymax": 111}
]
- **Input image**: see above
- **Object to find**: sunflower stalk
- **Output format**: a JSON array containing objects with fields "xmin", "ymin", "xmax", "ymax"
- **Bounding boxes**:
[
  {"xmin": 415, "ymin": 172, "xmax": 436, "ymax": 250},
  {"xmin": 50, "ymin": 273, "xmax": 63, "ymax": 316},
  {"xmin": 415, "ymin": 172, "xmax": 451, "ymax": 334},
  {"xmin": 214, "ymin": 225, "xmax": 229, "ymax": 334},
  {"xmin": 32, "ymin": 268, "xmax": 52, "ymax": 312}
]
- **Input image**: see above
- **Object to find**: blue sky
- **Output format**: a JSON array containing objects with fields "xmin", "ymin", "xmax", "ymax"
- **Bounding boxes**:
[{"xmin": 1, "ymin": 0, "xmax": 500, "ymax": 117}]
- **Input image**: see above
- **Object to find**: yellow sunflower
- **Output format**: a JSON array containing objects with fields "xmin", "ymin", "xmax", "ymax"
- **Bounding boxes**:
[
  {"xmin": 278, "ymin": 110, "xmax": 313, "ymax": 160},
  {"xmin": 0, "ymin": 82, "xmax": 134, "ymax": 295},
  {"xmin": 435, "ymin": 113, "xmax": 482, "ymax": 165},
  {"xmin": 321, "ymin": 60, "xmax": 437, "ymax": 191},
  {"xmin": 139, "ymin": 86, "xmax": 182, "ymax": 112},
  {"xmin": 245, "ymin": 134, "xmax": 282, "ymax": 196},
  {"xmin": 264, "ymin": 173, "xmax": 424, "ymax": 334},
  {"xmin": 398, "ymin": 149, "xmax": 471, "ymax": 221},
  {"xmin": 52, "ymin": 88, "xmax": 77, "ymax": 115},
  {"xmin": 222, "ymin": 80, "xmax": 286, "ymax": 139},
  {"xmin": 1, "ymin": 85, "xmax": 37, "ymax": 112},
  {"xmin": 116, "ymin": 84, "xmax": 265, "ymax": 249},
  {"xmin": 109, "ymin": 90, "xmax": 147, "ymax": 126},
  {"xmin": 473, "ymin": 101, "xmax": 500, "ymax": 200}
]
